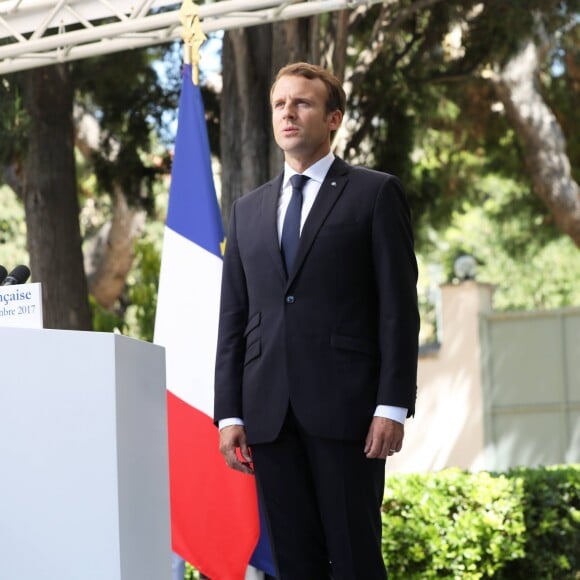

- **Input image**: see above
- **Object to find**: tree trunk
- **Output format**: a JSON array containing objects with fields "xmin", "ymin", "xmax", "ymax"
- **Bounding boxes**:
[
  {"xmin": 21, "ymin": 64, "xmax": 92, "ymax": 330},
  {"xmin": 84, "ymin": 185, "xmax": 145, "ymax": 309},
  {"xmin": 74, "ymin": 107, "xmax": 146, "ymax": 309},
  {"xmin": 220, "ymin": 26, "xmax": 276, "ymax": 225},
  {"xmin": 220, "ymin": 19, "xmax": 319, "ymax": 223},
  {"xmin": 491, "ymin": 39, "xmax": 580, "ymax": 248},
  {"xmin": 331, "ymin": 10, "xmax": 349, "ymax": 83}
]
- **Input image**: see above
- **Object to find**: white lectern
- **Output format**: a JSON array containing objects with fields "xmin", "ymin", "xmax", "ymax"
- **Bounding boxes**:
[{"xmin": 0, "ymin": 327, "xmax": 171, "ymax": 580}]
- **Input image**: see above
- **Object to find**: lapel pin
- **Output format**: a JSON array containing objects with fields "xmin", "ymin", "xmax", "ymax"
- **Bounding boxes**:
[{"xmin": 331, "ymin": 181, "xmax": 337, "ymax": 187}]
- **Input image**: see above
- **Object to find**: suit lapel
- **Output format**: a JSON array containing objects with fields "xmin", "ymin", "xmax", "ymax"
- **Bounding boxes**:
[{"xmin": 287, "ymin": 158, "xmax": 350, "ymax": 286}]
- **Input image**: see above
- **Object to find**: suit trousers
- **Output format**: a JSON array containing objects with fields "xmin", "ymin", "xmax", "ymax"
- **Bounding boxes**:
[{"xmin": 251, "ymin": 407, "xmax": 387, "ymax": 580}]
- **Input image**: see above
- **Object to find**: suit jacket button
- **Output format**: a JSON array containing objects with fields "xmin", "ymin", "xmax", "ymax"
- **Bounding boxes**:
[{"xmin": 285, "ymin": 295, "xmax": 295, "ymax": 304}]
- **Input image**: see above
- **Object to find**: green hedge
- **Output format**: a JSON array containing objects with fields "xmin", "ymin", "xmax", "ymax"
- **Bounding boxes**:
[
  {"xmin": 382, "ymin": 465, "xmax": 580, "ymax": 579},
  {"xmin": 494, "ymin": 465, "xmax": 580, "ymax": 580}
]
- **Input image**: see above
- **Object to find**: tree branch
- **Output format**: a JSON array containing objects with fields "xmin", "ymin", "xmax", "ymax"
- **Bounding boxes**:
[{"xmin": 488, "ymin": 36, "xmax": 580, "ymax": 247}]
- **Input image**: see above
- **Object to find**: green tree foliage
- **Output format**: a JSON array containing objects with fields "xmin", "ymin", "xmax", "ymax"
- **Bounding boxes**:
[
  {"xmin": 89, "ymin": 295, "xmax": 127, "ymax": 334},
  {"xmin": 126, "ymin": 230, "xmax": 163, "ymax": 342},
  {"xmin": 339, "ymin": 1, "xmax": 580, "ymax": 315},
  {"xmin": 0, "ymin": 185, "xmax": 27, "ymax": 268},
  {"xmin": 0, "ymin": 78, "xmax": 29, "ymax": 168},
  {"xmin": 0, "ymin": 43, "xmax": 181, "ymax": 328},
  {"xmin": 1, "ymin": 4, "xmax": 578, "ymax": 331},
  {"xmin": 341, "ymin": 0, "xmax": 578, "ymax": 252},
  {"xmin": 413, "ymin": 131, "xmax": 580, "ymax": 310},
  {"xmin": 88, "ymin": 226, "xmax": 162, "ymax": 340},
  {"xmin": 422, "ymin": 195, "xmax": 580, "ymax": 311},
  {"xmin": 70, "ymin": 46, "xmax": 180, "ymax": 213}
]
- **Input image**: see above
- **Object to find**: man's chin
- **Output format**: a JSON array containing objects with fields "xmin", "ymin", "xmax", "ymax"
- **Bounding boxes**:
[{"xmin": 277, "ymin": 134, "xmax": 301, "ymax": 148}]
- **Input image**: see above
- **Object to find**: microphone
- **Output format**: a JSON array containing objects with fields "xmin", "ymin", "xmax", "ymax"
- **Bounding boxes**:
[
  {"xmin": 2, "ymin": 265, "xmax": 31, "ymax": 286},
  {"xmin": 0, "ymin": 265, "xmax": 7, "ymax": 285}
]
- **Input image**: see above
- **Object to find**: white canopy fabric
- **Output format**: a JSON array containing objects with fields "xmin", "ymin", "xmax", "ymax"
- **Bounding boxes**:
[{"xmin": 0, "ymin": 0, "xmax": 383, "ymax": 74}]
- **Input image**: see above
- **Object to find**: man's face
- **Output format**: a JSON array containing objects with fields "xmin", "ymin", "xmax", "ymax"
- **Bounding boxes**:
[{"xmin": 271, "ymin": 74, "xmax": 342, "ymax": 170}]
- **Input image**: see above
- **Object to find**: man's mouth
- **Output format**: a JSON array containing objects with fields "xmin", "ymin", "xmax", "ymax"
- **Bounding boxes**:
[{"xmin": 282, "ymin": 126, "xmax": 299, "ymax": 135}]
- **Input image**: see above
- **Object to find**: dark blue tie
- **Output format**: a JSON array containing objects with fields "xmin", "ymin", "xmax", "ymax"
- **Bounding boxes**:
[{"xmin": 281, "ymin": 174, "xmax": 310, "ymax": 274}]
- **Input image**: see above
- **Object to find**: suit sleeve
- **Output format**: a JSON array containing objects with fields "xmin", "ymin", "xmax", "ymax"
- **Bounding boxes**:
[
  {"xmin": 372, "ymin": 175, "xmax": 419, "ymax": 416},
  {"xmin": 214, "ymin": 200, "xmax": 249, "ymax": 423}
]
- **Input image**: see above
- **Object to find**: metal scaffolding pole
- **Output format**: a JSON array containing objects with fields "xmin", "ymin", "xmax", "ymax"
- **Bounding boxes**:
[{"xmin": 0, "ymin": 0, "xmax": 384, "ymax": 74}]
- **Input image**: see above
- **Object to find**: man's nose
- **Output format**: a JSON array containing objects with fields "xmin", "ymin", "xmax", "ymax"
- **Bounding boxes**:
[{"xmin": 282, "ymin": 103, "xmax": 296, "ymax": 118}]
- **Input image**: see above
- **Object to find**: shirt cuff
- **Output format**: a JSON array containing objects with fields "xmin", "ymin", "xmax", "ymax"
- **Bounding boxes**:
[
  {"xmin": 374, "ymin": 405, "xmax": 407, "ymax": 425},
  {"xmin": 218, "ymin": 417, "xmax": 245, "ymax": 430}
]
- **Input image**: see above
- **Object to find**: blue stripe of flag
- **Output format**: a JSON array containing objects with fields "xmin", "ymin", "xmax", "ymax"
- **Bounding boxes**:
[
  {"xmin": 166, "ymin": 64, "xmax": 224, "ymax": 258},
  {"xmin": 250, "ymin": 497, "xmax": 276, "ymax": 576}
]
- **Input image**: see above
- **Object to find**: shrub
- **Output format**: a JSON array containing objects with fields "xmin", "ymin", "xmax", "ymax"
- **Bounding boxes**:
[
  {"xmin": 382, "ymin": 468, "xmax": 525, "ymax": 578},
  {"xmin": 381, "ymin": 465, "xmax": 580, "ymax": 579},
  {"xmin": 494, "ymin": 465, "xmax": 580, "ymax": 580}
]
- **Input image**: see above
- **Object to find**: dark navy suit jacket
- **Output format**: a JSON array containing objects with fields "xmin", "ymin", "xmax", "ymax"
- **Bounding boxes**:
[{"xmin": 214, "ymin": 157, "xmax": 419, "ymax": 445}]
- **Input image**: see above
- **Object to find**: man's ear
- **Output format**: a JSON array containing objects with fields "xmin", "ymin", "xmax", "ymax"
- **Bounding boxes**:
[{"xmin": 328, "ymin": 109, "xmax": 343, "ymax": 131}]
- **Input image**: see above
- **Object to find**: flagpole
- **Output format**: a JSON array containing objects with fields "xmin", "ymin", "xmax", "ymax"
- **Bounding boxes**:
[{"xmin": 170, "ymin": 8, "xmax": 209, "ymax": 580}]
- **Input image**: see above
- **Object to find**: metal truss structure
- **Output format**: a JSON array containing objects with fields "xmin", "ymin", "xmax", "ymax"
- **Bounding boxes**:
[{"xmin": 0, "ymin": 0, "xmax": 383, "ymax": 74}]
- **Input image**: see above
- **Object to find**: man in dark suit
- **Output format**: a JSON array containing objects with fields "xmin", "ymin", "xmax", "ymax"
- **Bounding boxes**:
[{"xmin": 214, "ymin": 62, "xmax": 419, "ymax": 579}]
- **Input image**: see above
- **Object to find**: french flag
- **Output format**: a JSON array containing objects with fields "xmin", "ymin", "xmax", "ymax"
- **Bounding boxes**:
[{"xmin": 154, "ymin": 64, "xmax": 274, "ymax": 579}]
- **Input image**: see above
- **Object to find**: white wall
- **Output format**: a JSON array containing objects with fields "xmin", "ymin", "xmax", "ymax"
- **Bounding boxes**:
[{"xmin": 388, "ymin": 281, "xmax": 580, "ymax": 475}]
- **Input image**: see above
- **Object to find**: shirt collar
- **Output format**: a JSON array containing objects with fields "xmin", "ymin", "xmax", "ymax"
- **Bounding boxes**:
[{"xmin": 283, "ymin": 151, "xmax": 335, "ymax": 188}]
